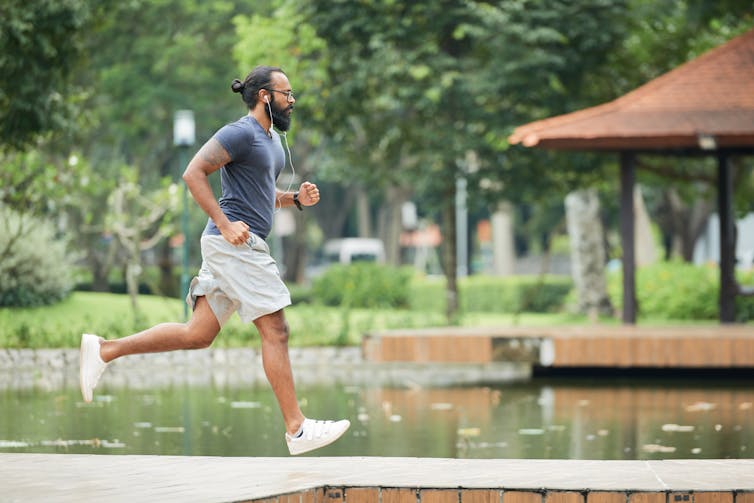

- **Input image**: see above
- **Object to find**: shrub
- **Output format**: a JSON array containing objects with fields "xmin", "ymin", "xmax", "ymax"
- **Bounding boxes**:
[
  {"xmin": 462, "ymin": 275, "xmax": 573, "ymax": 313},
  {"xmin": 409, "ymin": 274, "xmax": 573, "ymax": 314},
  {"xmin": 287, "ymin": 283, "xmax": 314, "ymax": 305},
  {"xmin": 408, "ymin": 276, "xmax": 446, "ymax": 312},
  {"xmin": 0, "ymin": 207, "xmax": 74, "ymax": 307},
  {"xmin": 608, "ymin": 261, "xmax": 754, "ymax": 321},
  {"xmin": 736, "ymin": 269, "xmax": 754, "ymax": 322},
  {"xmin": 311, "ymin": 263, "xmax": 413, "ymax": 308}
]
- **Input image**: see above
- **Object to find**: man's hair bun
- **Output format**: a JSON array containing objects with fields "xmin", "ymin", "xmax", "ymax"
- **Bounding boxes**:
[{"xmin": 231, "ymin": 78, "xmax": 245, "ymax": 93}]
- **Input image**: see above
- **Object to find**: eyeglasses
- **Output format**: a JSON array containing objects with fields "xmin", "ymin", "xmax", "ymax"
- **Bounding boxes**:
[{"xmin": 265, "ymin": 88, "xmax": 295, "ymax": 101}]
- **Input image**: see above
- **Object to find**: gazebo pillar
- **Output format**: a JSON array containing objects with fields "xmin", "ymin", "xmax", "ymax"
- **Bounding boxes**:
[
  {"xmin": 717, "ymin": 152, "xmax": 737, "ymax": 323},
  {"xmin": 620, "ymin": 152, "xmax": 637, "ymax": 324}
]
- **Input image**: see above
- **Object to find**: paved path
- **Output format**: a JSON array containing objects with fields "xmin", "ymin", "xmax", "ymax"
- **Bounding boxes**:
[{"xmin": 2, "ymin": 454, "xmax": 753, "ymax": 502}]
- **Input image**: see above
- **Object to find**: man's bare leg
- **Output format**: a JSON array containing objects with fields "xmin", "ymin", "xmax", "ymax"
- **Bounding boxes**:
[
  {"xmin": 80, "ymin": 296, "xmax": 221, "ymax": 403},
  {"xmin": 100, "ymin": 296, "xmax": 221, "ymax": 362},
  {"xmin": 253, "ymin": 309, "xmax": 305, "ymax": 435}
]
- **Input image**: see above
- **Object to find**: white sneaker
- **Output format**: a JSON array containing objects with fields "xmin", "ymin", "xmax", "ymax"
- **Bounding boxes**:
[
  {"xmin": 79, "ymin": 333, "xmax": 108, "ymax": 403},
  {"xmin": 286, "ymin": 418, "xmax": 351, "ymax": 455}
]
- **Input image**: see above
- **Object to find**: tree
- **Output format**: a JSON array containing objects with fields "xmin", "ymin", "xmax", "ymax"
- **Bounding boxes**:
[
  {"xmin": 77, "ymin": 0, "xmax": 260, "ymax": 179},
  {"xmin": 302, "ymin": 0, "xmax": 630, "ymax": 321},
  {"xmin": 565, "ymin": 189, "xmax": 613, "ymax": 317},
  {"xmin": 107, "ymin": 172, "xmax": 178, "ymax": 314},
  {"xmin": 0, "ymin": 0, "xmax": 93, "ymax": 150}
]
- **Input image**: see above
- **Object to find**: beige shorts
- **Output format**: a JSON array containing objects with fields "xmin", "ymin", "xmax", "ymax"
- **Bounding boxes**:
[{"xmin": 186, "ymin": 234, "xmax": 291, "ymax": 326}]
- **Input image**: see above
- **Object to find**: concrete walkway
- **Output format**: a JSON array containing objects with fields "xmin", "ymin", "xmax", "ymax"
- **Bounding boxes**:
[{"xmin": 2, "ymin": 454, "xmax": 753, "ymax": 503}]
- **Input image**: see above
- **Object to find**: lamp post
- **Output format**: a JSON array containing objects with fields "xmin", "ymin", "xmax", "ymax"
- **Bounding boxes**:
[{"xmin": 173, "ymin": 110, "xmax": 195, "ymax": 320}]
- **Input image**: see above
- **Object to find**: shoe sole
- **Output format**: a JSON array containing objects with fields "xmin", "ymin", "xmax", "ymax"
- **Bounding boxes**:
[{"xmin": 79, "ymin": 334, "xmax": 96, "ymax": 403}]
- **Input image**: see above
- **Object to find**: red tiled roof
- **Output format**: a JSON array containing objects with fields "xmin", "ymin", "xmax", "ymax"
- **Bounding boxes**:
[{"xmin": 508, "ymin": 28, "xmax": 754, "ymax": 151}]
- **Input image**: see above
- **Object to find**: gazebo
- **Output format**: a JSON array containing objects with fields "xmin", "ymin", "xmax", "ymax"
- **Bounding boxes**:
[{"xmin": 509, "ymin": 28, "xmax": 754, "ymax": 324}]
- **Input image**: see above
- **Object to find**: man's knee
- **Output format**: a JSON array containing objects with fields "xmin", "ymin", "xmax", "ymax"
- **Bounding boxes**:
[
  {"xmin": 256, "ymin": 313, "xmax": 290, "ymax": 345},
  {"xmin": 186, "ymin": 296, "xmax": 221, "ymax": 349},
  {"xmin": 186, "ymin": 326, "xmax": 218, "ymax": 349}
]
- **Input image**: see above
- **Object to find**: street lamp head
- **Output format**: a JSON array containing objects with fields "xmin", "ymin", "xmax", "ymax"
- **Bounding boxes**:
[{"xmin": 173, "ymin": 110, "xmax": 195, "ymax": 147}]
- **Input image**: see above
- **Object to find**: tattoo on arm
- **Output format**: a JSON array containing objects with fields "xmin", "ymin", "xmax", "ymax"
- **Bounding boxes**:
[{"xmin": 197, "ymin": 138, "xmax": 231, "ymax": 168}]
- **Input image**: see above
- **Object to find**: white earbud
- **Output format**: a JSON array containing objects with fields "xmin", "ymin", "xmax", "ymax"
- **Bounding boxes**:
[{"xmin": 264, "ymin": 94, "xmax": 274, "ymax": 138}]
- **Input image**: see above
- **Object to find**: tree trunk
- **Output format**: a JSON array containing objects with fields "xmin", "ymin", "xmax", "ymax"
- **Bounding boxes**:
[
  {"xmin": 491, "ymin": 200, "xmax": 516, "ymax": 276},
  {"xmin": 377, "ymin": 186, "xmax": 410, "ymax": 266},
  {"xmin": 90, "ymin": 254, "xmax": 110, "ymax": 292},
  {"xmin": 564, "ymin": 189, "xmax": 613, "ymax": 318},
  {"xmin": 633, "ymin": 186, "xmax": 658, "ymax": 267},
  {"xmin": 283, "ymin": 210, "xmax": 308, "ymax": 284},
  {"xmin": 355, "ymin": 186, "xmax": 372, "ymax": 238},
  {"xmin": 125, "ymin": 239, "xmax": 141, "ymax": 314},
  {"xmin": 657, "ymin": 187, "xmax": 714, "ymax": 262},
  {"xmin": 87, "ymin": 233, "xmax": 118, "ymax": 292},
  {"xmin": 314, "ymin": 185, "xmax": 356, "ymax": 240},
  {"xmin": 158, "ymin": 240, "xmax": 177, "ymax": 297},
  {"xmin": 441, "ymin": 185, "xmax": 459, "ymax": 324}
]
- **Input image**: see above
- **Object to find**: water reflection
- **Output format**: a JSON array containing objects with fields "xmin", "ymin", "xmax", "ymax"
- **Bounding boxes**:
[{"xmin": 1, "ymin": 377, "xmax": 752, "ymax": 459}]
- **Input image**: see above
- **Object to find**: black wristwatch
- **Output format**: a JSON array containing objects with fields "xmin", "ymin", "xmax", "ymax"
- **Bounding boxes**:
[{"xmin": 293, "ymin": 191, "xmax": 303, "ymax": 211}]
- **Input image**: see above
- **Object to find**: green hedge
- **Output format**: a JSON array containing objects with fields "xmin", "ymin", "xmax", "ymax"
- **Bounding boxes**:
[
  {"xmin": 608, "ymin": 261, "xmax": 754, "ymax": 322},
  {"xmin": 305, "ymin": 261, "xmax": 754, "ymax": 321},
  {"xmin": 310, "ymin": 264, "xmax": 573, "ymax": 313},
  {"xmin": 311, "ymin": 263, "xmax": 414, "ymax": 308},
  {"xmin": 410, "ymin": 274, "xmax": 574, "ymax": 314}
]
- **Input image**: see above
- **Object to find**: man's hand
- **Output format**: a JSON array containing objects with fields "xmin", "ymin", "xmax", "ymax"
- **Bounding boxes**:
[
  {"xmin": 297, "ymin": 181, "xmax": 320, "ymax": 207},
  {"xmin": 218, "ymin": 220, "xmax": 250, "ymax": 246}
]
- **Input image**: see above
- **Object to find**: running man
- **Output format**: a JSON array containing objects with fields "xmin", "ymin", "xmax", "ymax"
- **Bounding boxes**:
[{"xmin": 79, "ymin": 65, "xmax": 350, "ymax": 455}]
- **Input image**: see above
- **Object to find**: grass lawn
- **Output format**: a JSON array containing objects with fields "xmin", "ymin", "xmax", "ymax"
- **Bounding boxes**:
[{"xmin": 0, "ymin": 291, "xmax": 617, "ymax": 349}]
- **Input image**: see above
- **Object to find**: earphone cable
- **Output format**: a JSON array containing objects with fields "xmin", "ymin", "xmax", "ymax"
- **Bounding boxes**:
[{"xmin": 266, "ymin": 100, "xmax": 296, "ymax": 213}]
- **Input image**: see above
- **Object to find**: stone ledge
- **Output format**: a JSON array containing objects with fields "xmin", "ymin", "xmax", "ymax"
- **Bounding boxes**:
[
  {"xmin": 0, "ymin": 347, "xmax": 530, "ymax": 390},
  {"xmin": 1, "ymin": 454, "xmax": 753, "ymax": 503}
]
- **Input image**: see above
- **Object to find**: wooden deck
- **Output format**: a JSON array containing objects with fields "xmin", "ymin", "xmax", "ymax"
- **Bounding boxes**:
[{"xmin": 362, "ymin": 325, "xmax": 754, "ymax": 369}]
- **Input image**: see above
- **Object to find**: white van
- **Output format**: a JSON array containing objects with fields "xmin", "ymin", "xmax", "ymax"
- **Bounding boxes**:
[{"xmin": 323, "ymin": 238, "xmax": 385, "ymax": 265}]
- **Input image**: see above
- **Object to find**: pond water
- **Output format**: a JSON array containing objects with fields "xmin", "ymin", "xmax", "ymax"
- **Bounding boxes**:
[{"xmin": 1, "ymin": 376, "xmax": 752, "ymax": 459}]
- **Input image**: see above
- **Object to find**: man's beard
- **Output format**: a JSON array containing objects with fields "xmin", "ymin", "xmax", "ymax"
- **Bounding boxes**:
[{"xmin": 270, "ymin": 98, "xmax": 293, "ymax": 132}]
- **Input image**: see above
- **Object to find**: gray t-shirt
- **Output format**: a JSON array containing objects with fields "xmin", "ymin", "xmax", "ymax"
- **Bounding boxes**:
[{"xmin": 202, "ymin": 115, "xmax": 286, "ymax": 239}]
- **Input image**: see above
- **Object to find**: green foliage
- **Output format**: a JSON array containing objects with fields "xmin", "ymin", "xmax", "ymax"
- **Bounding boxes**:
[
  {"xmin": 74, "ymin": 265, "xmax": 169, "ymax": 295},
  {"xmin": 77, "ymin": 0, "xmax": 261, "ymax": 180},
  {"xmin": 311, "ymin": 263, "xmax": 414, "ymax": 308},
  {"xmin": 232, "ymin": 3, "xmax": 329, "ymax": 127},
  {"xmin": 0, "ymin": 0, "xmax": 92, "ymax": 150},
  {"xmin": 736, "ymin": 269, "xmax": 754, "ymax": 323},
  {"xmin": 0, "ymin": 291, "xmax": 182, "ymax": 348},
  {"xmin": 7, "ymin": 288, "xmax": 742, "ymax": 349},
  {"xmin": 466, "ymin": 275, "xmax": 574, "ymax": 313},
  {"xmin": 608, "ymin": 0, "xmax": 753, "ymax": 96},
  {"xmin": 410, "ymin": 275, "xmax": 573, "ymax": 314},
  {"xmin": 0, "ymin": 291, "xmax": 452, "ymax": 348},
  {"xmin": 608, "ymin": 262, "xmax": 754, "ymax": 321},
  {"xmin": 0, "ymin": 206, "xmax": 74, "ymax": 307},
  {"xmin": 289, "ymin": 0, "xmax": 632, "ymax": 322},
  {"xmin": 287, "ymin": 283, "xmax": 314, "ymax": 305},
  {"xmin": 3, "ymin": 0, "xmax": 751, "ymax": 323}
]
